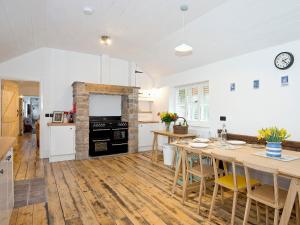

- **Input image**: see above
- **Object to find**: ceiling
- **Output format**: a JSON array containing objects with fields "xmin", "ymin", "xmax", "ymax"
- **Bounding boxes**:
[{"xmin": 0, "ymin": 0, "xmax": 300, "ymax": 77}]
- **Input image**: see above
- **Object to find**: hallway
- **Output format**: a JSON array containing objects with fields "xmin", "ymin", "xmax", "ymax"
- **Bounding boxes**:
[{"xmin": 13, "ymin": 134, "xmax": 46, "ymax": 181}]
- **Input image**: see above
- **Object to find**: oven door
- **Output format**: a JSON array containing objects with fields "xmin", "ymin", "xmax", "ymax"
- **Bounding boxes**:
[
  {"xmin": 89, "ymin": 138, "xmax": 110, "ymax": 156},
  {"xmin": 110, "ymin": 142, "xmax": 128, "ymax": 154},
  {"xmin": 89, "ymin": 127, "xmax": 111, "ymax": 138},
  {"xmin": 111, "ymin": 128, "xmax": 128, "ymax": 154},
  {"xmin": 111, "ymin": 128, "xmax": 128, "ymax": 142}
]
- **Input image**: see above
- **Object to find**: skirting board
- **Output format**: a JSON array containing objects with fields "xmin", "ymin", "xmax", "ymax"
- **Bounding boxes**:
[
  {"xmin": 49, "ymin": 154, "xmax": 75, "ymax": 163},
  {"xmin": 138, "ymin": 145, "xmax": 163, "ymax": 152}
]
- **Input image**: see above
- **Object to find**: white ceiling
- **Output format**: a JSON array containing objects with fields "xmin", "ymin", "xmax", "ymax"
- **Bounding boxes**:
[{"xmin": 0, "ymin": 0, "xmax": 300, "ymax": 77}]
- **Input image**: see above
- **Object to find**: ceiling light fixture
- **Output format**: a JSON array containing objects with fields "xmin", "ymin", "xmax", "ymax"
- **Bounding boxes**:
[
  {"xmin": 100, "ymin": 35, "xmax": 112, "ymax": 46},
  {"xmin": 83, "ymin": 6, "xmax": 94, "ymax": 15},
  {"xmin": 175, "ymin": 4, "xmax": 193, "ymax": 56}
]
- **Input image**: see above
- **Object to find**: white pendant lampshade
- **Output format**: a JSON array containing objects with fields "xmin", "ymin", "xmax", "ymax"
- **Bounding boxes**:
[
  {"xmin": 175, "ymin": 4, "xmax": 193, "ymax": 56},
  {"xmin": 174, "ymin": 43, "xmax": 193, "ymax": 56}
]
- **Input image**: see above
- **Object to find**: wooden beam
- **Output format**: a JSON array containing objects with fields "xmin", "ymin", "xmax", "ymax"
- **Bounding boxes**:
[{"xmin": 72, "ymin": 81, "xmax": 139, "ymax": 95}]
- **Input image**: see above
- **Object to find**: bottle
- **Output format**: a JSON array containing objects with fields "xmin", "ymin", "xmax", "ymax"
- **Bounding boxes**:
[{"xmin": 220, "ymin": 123, "xmax": 227, "ymax": 145}]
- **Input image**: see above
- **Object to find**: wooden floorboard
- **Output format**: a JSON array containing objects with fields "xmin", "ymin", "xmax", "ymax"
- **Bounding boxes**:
[{"xmin": 9, "ymin": 136, "xmax": 298, "ymax": 225}]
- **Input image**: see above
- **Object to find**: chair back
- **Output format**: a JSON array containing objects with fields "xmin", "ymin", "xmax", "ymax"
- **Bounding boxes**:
[
  {"xmin": 243, "ymin": 162, "xmax": 279, "ymax": 206},
  {"xmin": 211, "ymin": 153, "xmax": 238, "ymax": 190}
]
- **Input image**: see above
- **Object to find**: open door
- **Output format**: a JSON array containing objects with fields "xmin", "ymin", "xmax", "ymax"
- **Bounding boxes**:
[{"xmin": 1, "ymin": 80, "xmax": 20, "ymax": 137}]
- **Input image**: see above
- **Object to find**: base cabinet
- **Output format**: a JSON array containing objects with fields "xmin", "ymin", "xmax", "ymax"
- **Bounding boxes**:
[
  {"xmin": 0, "ymin": 148, "xmax": 14, "ymax": 225},
  {"xmin": 138, "ymin": 123, "xmax": 159, "ymax": 152},
  {"xmin": 49, "ymin": 125, "xmax": 75, "ymax": 162}
]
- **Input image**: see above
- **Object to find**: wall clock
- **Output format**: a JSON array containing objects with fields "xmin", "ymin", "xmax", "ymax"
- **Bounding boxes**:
[{"xmin": 274, "ymin": 52, "xmax": 294, "ymax": 70}]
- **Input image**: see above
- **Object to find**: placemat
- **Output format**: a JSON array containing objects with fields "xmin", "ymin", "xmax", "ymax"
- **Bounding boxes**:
[{"xmin": 254, "ymin": 151, "xmax": 300, "ymax": 162}]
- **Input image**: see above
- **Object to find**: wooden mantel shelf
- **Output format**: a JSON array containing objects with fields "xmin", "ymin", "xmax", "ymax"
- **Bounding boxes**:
[{"xmin": 72, "ymin": 82, "xmax": 140, "ymax": 95}]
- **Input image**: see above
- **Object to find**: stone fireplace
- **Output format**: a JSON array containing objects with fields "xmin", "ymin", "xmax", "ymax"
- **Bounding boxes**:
[{"xmin": 72, "ymin": 82, "xmax": 139, "ymax": 160}]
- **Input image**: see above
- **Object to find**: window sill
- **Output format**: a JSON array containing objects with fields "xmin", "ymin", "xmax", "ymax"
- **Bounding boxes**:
[{"xmin": 187, "ymin": 121, "xmax": 210, "ymax": 128}]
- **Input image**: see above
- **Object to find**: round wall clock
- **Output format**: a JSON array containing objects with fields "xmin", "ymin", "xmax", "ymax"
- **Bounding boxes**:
[{"xmin": 274, "ymin": 52, "xmax": 294, "ymax": 70}]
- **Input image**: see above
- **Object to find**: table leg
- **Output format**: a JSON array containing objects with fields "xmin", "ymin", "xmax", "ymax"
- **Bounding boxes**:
[
  {"xmin": 279, "ymin": 178, "xmax": 300, "ymax": 225},
  {"xmin": 172, "ymin": 148, "xmax": 182, "ymax": 195},
  {"xmin": 181, "ymin": 148, "xmax": 187, "ymax": 204},
  {"xmin": 152, "ymin": 134, "xmax": 158, "ymax": 162},
  {"xmin": 172, "ymin": 137, "xmax": 180, "ymax": 169}
]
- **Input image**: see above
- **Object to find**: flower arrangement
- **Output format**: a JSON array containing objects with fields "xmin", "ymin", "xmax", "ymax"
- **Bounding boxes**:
[
  {"xmin": 257, "ymin": 127, "xmax": 291, "ymax": 158},
  {"xmin": 257, "ymin": 127, "xmax": 291, "ymax": 142},
  {"xmin": 157, "ymin": 112, "xmax": 178, "ymax": 131},
  {"xmin": 158, "ymin": 112, "xmax": 178, "ymax": 123}
]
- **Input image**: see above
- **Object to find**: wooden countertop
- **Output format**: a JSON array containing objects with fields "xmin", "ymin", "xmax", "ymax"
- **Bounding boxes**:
[
  {"xmin": 152, "ymin": 130, "xmax": 197, "ymax": 138},
  {"xmin": 0, "ymin": 137, "xmax": 16, "ymax": 161},
  {"xmin": 139, "ymin": 121, "xmax": 160, "ymax": 124},
  {"xmin": 47, "ymin": 122, "xmax": 75, "ymax": 126}
]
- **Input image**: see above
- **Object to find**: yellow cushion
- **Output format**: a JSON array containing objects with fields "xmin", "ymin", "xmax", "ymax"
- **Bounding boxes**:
[{"xmin": 216, "ymin": 174, "xmax": 259, "ymax": 190}]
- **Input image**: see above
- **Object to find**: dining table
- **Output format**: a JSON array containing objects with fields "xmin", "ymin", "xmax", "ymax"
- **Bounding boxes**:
[
  {"xmin": 151, "ymin": 130, "xmax": 197, "ymax": 163},
  {"xmin": 171, "ymin": 140, "xmax": 300, "ymax": 225}
]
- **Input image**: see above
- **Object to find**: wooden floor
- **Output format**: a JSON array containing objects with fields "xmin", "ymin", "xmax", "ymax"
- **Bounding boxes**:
[{"xmin": 9, "ymin": 135, "xmax": 298, "ymax": 225}]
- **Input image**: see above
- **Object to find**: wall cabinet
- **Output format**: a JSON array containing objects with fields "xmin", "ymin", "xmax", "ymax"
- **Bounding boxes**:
[
  {"xmin": 49, "ymin": 125, "xmax": 75, "ymax": 162},
  {"xmin": 0, "ymin": 149, "xmax": 14, "ymax": 225},
  {"xmin": 138, "ymin": 123, "xmax": 159, "ymax": 152}
]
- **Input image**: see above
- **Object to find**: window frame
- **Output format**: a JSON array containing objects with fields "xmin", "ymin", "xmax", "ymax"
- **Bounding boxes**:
[{"xmin": 174, "ymin": 81, "xmax": 210, "ymax": 127}]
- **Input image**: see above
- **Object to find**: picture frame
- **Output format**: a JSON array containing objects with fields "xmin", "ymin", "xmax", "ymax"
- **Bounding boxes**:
[
  {"xmin": 281, "ymin": 76, "xmax": 289, "ymax": 87},
  {"xmin": 52, "ymin": 111, "xmax": 64, "ymax": 123},
  {"xmin": 230, "ymin": 83, "xmax": 236, "ymax": 92},
  {"xmin": 253, "ymin": 80, "xmax": 260, "ymax": 89}
]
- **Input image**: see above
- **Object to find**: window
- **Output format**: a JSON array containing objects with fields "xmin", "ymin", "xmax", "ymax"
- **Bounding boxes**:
[{"xmin": 175, "ymin": 82, "xmax": 209, "ymax": 124}]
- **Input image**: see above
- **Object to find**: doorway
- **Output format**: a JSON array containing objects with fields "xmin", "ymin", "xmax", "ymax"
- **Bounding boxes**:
[{"xmin": 1, "ymin": 80, "xmax": 40, "ymax": 147}]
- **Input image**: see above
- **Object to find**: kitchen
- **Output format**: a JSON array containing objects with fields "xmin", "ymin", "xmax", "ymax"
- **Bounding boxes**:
[{"xmin": 0, "ymin": 1, "xmax": 300, "ymax": 225}]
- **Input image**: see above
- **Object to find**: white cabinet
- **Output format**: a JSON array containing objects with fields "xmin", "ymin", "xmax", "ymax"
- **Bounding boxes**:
[
  {"xmin": 138, "ymin": 123, "xmax": 159, "ymax": 152},
  {"xmin": 0, "ymin": 148, "xmax": 13, "ymax": 225},
  {"xmin": 49, "ymin": 125, "xmax": 75, "ymax": 162}
]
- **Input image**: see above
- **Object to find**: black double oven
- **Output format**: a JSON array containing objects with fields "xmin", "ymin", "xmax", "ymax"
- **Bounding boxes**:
[{"xmin": 89, "ymin": 116, "xmax": 128, "ymax": 157}]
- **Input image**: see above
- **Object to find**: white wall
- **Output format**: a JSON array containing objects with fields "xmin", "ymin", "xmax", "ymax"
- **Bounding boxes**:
[
  {"xmin": 0, "ymin": 48, "xmax": 142, "ymax": 158},
  {"xmin": 158, "ymin": 40, "xmax": 300, "ymax": 141},
  {"xmin": 89, "ymin": 95, "xmax": 121, "ymax": 116}
]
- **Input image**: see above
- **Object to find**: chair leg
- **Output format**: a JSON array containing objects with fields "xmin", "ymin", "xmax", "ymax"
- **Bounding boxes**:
[
  {"xmin": 243, "ymin": 197, "xmax": 252, "ymax": 225},
  {"xmin": 171, "ymin": 153, "xmax": 182, "ymax": 195},
  {"xmin": 220, "ymin": 186, "xmax": 224, "ymax": 205},
  {"xmin": 203, "ymin": 179, "xmax": 207, "ymax": 196},
  {"xmin": 231, "ymin": 191, "xmax": 238, "ymax": 225},
  {"xmin": 274, "ymin": 208, "xmax": 279, "ymax": 225},
  {"xmin": 256, "ymin": 201, "xmax": 260, "ymax": 224},
  {"xmin": 296, "ymin": 196, "xmax": 300, "ymax": 225},
  {"xmin": 197, "ymin": 177, "xmax": 204, "ymax": 214},
  {"xmin": 265, "ymin": 206, "xmax": 269, "ymax": 225},
  {"xmin": 182, "ymin": 170, "xmax": 189, "ymax": 204},
  {"xmin": 209, "ymin": 183, "xmax": 219, "ymax": 221}
]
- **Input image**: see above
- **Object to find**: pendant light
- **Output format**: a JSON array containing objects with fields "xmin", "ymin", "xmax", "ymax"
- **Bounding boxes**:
[{"xmin": 175, "ymin": 4, "xmax": 193, "ymax": 56}]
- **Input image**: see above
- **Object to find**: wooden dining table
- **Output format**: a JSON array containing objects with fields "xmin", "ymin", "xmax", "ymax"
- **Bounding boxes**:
[
  {"xmin": 151, "ymin": 130, "xmax": 196, "ymax": 163},
  {"xmin": 171, "ymin": 141, "xmax": 300, "ymax": 225}
]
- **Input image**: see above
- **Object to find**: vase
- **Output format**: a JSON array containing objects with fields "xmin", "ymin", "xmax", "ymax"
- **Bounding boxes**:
[
  {"xmin": 165, "ymin": 122, "xmax": 171, "ymax": 132},
  {"xmin": 266, "ymin": 142, "xmax": 282, "ymax": 157}
]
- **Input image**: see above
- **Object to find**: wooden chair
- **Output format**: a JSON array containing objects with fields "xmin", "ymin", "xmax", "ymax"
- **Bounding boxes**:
[
  {"xmin": 208, "ymin": 153, "xmax": 259, "ymax": 225},
  {"xmin": 242, "ymin": 162, "xmax": 297, "ymax": 225},
  {"xmin": 182, "ymin": 149, "xmax": 215, "ymax": 213}
]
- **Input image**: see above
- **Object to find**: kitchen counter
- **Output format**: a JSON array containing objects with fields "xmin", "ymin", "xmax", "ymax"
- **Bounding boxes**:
[
  {"xmin": 138, "ymin": 121, "xmax": 160, "ymax": 124},
  {"xmin": 47, "ymin": 122, "xmax": 75, "ymax": 126},
  {"xmin": 0, "ymin": 137, "xmax": 15, "ymax": 161}
]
